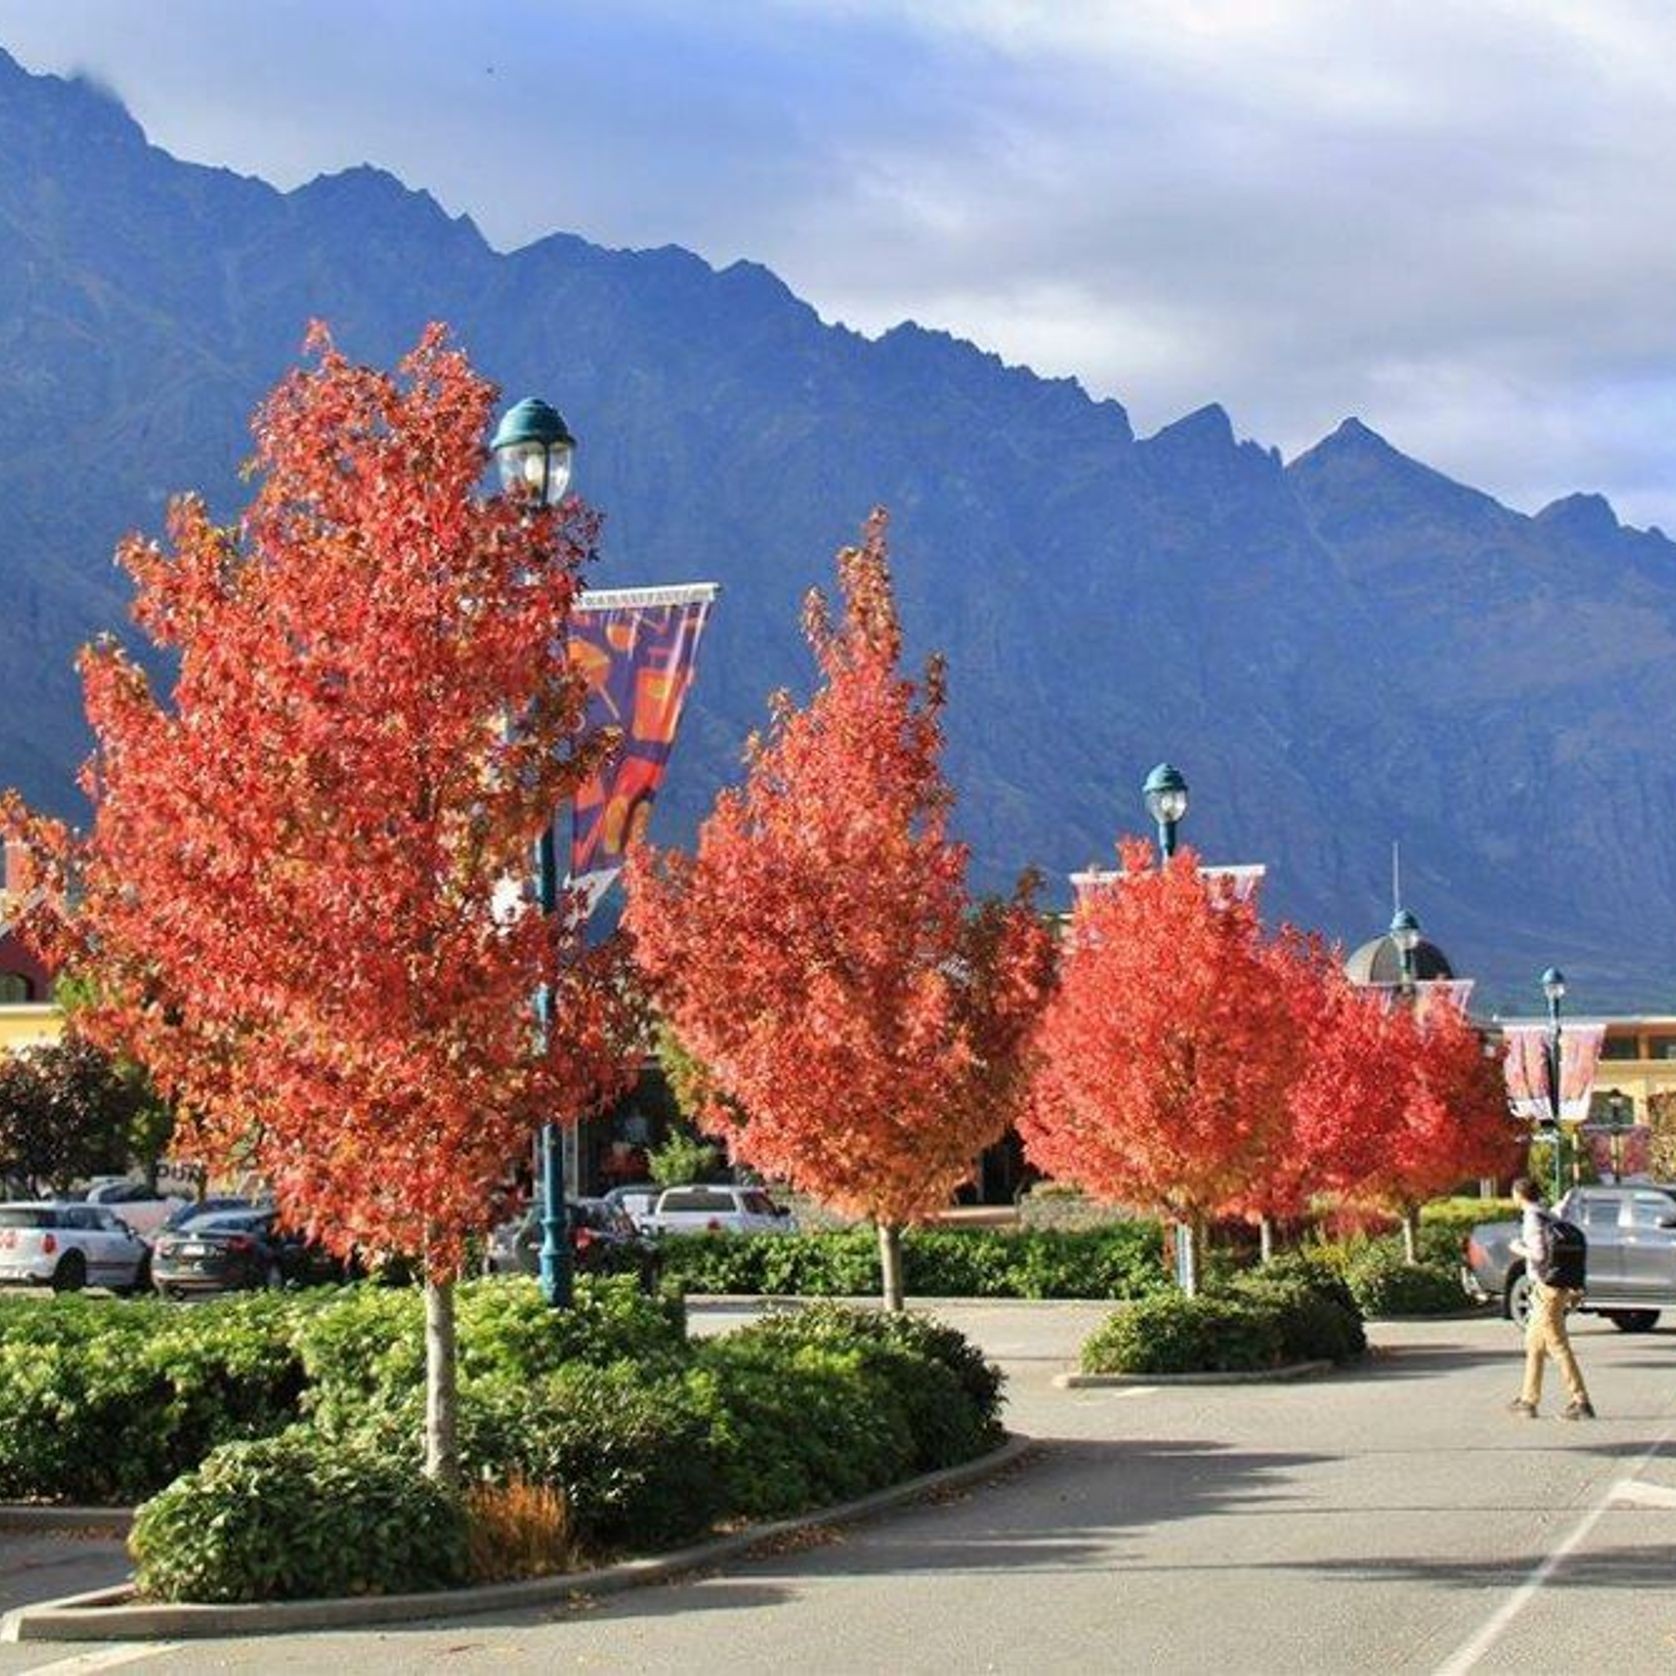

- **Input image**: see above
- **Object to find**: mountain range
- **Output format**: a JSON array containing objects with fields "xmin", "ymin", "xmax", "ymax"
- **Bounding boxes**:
[{"xmin": 2, "ymin": 45, "xmax": 1673, "ymax": 1012}]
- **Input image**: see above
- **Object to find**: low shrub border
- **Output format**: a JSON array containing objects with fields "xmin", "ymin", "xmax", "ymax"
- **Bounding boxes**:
[
  {"xmin": 659, "ymin": 1223, "xmax": 1167, "ymax": 1300},
  {"xmin": 0, "ymin": 1284, "xmax": 1008, "ymax": 1605},
  {"xmin": 0, "ymin": 1435, "xmax": 1035, "ymax": 1643},
  {"xmin": 1077, "ymin": 1270, "xmax": 1368, "ymax": 1379}
]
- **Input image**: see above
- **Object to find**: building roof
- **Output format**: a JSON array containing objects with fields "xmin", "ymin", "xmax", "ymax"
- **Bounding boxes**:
[{"xmin": 1343, "ymin": 932, "xmax": 1456, "ymax": 986}]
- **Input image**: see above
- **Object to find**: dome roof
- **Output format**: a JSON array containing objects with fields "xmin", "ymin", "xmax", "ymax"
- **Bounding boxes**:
[{"xmin": 1344, "ymin": 932, "xmax": 1456, "ymax": 986}]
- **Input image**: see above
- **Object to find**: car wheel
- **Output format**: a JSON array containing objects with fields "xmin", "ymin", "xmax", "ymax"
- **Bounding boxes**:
[
  {"xmin": 1506, "ymin": 1269, "xmax": 1534, "ymax": 1329},
  {"xmin": 1605, "ymin": 1310, "xmax": 1661, "ymax": 1333},
  {"xmin": 263, "ymin": 1262, "xmax": 285, "ymax": 1291},
  {"xmin": 50, "ymin": 1251, "xmax": 87, "ymax": 1294}
]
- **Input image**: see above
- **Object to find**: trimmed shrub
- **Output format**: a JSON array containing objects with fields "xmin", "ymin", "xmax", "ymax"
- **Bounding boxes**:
[
  {"xmin": 1344, "ymin": 1247, "xmax": 1468, "ymax": 1316},
  {"xmin": 690, "ymin": 1337, "xmax": 916, "ymax": 1519},
  {"xmin": 298, "ymin": 1276, "xmax": 687, "ymax": 1433},
  {"xmin": 130, "ymin": 1431, "xmax": 468, "ymax": 1603},
  {"xmin": 1082, "ymin": 1293, "xmax": 1286, "ymax": 1376},
  {"xmin": 0, "ymin": 1291, "xmax": 308, "ymax": 1504},
  {"xmin": 1223, "ymin": 1270, "xmax": 1366, "ymax": 1365}
]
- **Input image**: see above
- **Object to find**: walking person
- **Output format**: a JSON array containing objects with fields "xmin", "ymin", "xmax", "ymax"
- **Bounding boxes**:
[{"xmin": 1507, "ymin": 1175, "xmax": 1595, "ymax": 1420}]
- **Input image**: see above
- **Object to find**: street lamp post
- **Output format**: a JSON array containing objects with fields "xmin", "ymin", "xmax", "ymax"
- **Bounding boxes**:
[
  {"xmin": 1142, "ymin": 763, "xmax": 1189, "ymax": 862},
  {"xmin": 1606, "ymin": 1088, "xmax": 1632, "ymax": 1181},
  {"xmin": 1390, "ymin": 909, "xmax": 1421, "ymax": 999},
  {"xmin": 1141, "ymin": 763, "xmax": 1196, "ymax": 1291},
  {"xmin": 492, "ymin": 395, "xmax": 579, "ymax": 1310},
  {"xmin": 1542, "ymin": 967, "xmax": 1566, "ymax": 1203}
]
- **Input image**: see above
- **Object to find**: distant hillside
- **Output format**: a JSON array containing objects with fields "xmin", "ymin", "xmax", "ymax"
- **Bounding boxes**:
[{"xmin": 2, "ymin": 45, "xmax": 1673, "ymax": 1010}]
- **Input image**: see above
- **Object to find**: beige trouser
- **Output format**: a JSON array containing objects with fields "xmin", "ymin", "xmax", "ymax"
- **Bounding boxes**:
[{"xmin": 1522, "ymin": 1281, "xmax": 1590, "ymax": 1407}]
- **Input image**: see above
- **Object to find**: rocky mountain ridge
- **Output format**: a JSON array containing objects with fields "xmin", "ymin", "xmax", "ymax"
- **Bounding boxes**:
[{"xmin": 2, "ymin": 46, "xmax": 1673, "ymax": 1010}]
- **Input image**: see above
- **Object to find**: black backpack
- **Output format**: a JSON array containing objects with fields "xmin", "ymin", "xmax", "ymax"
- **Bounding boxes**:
[{"xmin": 1535, "ymin": 1216, "xmax": 1587, "ymax": 1289}]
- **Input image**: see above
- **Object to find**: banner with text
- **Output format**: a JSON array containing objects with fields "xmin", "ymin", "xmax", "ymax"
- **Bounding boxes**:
[
  {"xmin": 567, "ymin": 584, "xmax": 717, "ymax": 917},
  {"xmin": 1501, "ymin": 1022, "xmax": 1607, "ymax": 1126}
]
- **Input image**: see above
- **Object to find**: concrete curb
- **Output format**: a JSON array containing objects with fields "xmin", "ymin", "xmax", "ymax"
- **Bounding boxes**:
[
  {"xmin": 0, "ymin": 1434, "xmax": 1033, "ymax": 1643},
  {"xmin": 0, "ymin": 1506, "xmax": 133, "ymax": 1535},
  {"xmin": 1055, "ymin": 1359, "xmax": 1336, "ymax": 1387},
  {"xmin": 683, "ymin": 1294, "xmax": 1117, "ymax": 1310}
]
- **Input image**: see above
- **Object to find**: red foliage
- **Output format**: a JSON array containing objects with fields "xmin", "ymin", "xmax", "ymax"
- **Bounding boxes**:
[
  {"xmin": 1, "ymin": 325, "xmax": 643, "ymax": 1275},
  {"xmin": 1022, "ymin": 842, "xmax": 1305, "ymax": 1222},
  {"xmin": 625, "ymin": 511, "xmax": 1054, "ymax": 1225},
  {"xmin": 1285, "ymin": 972, "xmax": 1519, "ymax": 1215}
]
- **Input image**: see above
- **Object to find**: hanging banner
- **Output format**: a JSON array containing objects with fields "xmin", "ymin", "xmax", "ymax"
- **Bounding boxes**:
[
  {"xmin": 1356, "ymin": 978, "xmax": 1476, "ymax": 1020},
  {"xmin": 566, "ymin": 583, "xmax": 718, "ymax": 917},
  {"xmin": 1070, "ymin": 862, "xmax": 1266, "ymax": 907},
  {"xmin": 1501, "ymin": 1022, "xmax": 1607, "ymax": 1126}
]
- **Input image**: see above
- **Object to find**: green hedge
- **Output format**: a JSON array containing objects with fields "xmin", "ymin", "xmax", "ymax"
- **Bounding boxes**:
[
  {"xmin": 130, "ymin": 1432, "xmax": 468, "ymax": 1603},
  {"xmin": 1080, "ymin": 1271, "xmax": 1366, "ymax": 1376},
  {"xmin": 1342, "ymin": 1246, "xmax": 1469, "ymax": 1316},
  {"xmin": 659, "ymin": 1224, "xmax": 1167, "ymax": 1300},
  {"xmin": 0, "ymin": 1279, "xmax": 1007, "ymax": 1602},
  {"xmin": 0, "ymin": 1291, "xmax": 309, "ymax": 1504}
]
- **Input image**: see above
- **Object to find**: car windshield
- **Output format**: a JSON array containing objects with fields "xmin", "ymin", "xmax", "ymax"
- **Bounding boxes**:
[
  {"xmin": 0, "ymin": 1207, "xmax": 54, "ymax": 1229},
  {"xmin": 183, "ymin": 1212, "xmax": 268, "ymax": 1235},
  {"xmin": 741, "ymin": 1191, "xmax": 778, "ymax": 1215}
]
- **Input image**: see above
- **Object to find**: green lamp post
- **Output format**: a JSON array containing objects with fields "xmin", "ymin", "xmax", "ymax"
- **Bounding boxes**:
[
  {"xmin": 1142, "ymin": 762, "xmax": 1189, "ymax": 861},
  {"xmin": 492, "ymin": 394, "xmax": 579, "ymax": 1309},
  {"xmin": 1542, "ymin": 967, "xmax": 1567, "ymax": 1203}
]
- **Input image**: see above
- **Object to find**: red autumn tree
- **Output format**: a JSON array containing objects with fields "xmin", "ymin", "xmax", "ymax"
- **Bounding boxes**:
[
  {"xmin": 1287, "ymin": 978, "xmax": 1518, "ymax": 1259},
  {"xmin": 625, "ymin": 511, "xmax": 1055, "ymax": 1309},
  {"xmin": 0, "ymin": 325, "xmax": 642, "ymax": 1480},
  {"xmin": 1021, "ymin": 840, "xmax": 1305, "ymax": 1291}
]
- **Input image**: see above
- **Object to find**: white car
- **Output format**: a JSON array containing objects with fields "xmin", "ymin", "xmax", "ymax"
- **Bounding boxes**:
[
  {"xmin": 0, "ymin": 1202, "xmax": 153, "ymax": 1293},
  {"xmin": 83, "ymin": 1180, "xmax": 187, "ymax": 1238},
  {"xmin": 644, "ymin": 1184, "xmax": 796, "ymax": 1235}
]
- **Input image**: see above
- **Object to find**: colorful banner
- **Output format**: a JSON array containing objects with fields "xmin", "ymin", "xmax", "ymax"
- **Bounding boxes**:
[
  {"xmin": 1501, "ymin": 1022, "xmax": 1607, "ymax": 1126},
  {"xmin": 567, "ymin": 584, "xmax": 717, "ymax": 916}
]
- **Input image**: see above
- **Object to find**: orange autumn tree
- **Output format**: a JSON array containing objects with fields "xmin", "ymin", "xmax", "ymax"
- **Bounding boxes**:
[
  {"xmin": 625, "ymin": 511, "xmax": 1054, "ymax": 1309},
  {"xmin": 1021, "ymin": 841, "xmax": 1306, "ymax": 1292},
  {"xmin": 0, "ymin": 325, "xmax": 642, "ymax": 1482}
]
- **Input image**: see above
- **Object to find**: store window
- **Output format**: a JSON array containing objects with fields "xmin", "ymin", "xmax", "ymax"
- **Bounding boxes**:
[{"xmin": 0, "ymin": 973, "xmax": 33, "ymax": 1003}]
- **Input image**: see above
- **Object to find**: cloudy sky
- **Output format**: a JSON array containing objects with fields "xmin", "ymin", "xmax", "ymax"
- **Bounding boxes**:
[{"xmin": 3, "ymin": 0, "xmax": 1674, "ymax": 527}]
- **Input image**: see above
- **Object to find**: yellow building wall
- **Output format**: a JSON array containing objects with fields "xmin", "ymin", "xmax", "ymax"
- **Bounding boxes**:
[{"xmin": 0, "ymin": 1004, "xmax": 63, "ymax": 1055}]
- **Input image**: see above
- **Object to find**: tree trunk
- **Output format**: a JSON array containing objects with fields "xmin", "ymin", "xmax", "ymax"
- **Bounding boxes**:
[
  {"xmin": 1401, "ymin": 1208, "xmax": 1419, "ymax": 1266},
  {"xmin": 424, "ymin": 1276, "xmax": 459, "ymax": 1487},
  {"xmin": 878, "ymin": 1222, "xmax": 905, "ymax": 1313},
  {"xmin": 1259, "ymin": 1216, "xmax": 1274, "ymax": 1265},
  {"xmin": 1175, "ymin": 1219, "xmax": 1198, "ymax": 1296}
]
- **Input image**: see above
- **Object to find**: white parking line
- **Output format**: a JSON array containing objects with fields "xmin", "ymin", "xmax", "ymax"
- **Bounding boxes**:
[
  {"xmin": 1433, "ymin": 1422, "xmax": 1676, "ymax": 1675},
  {"xmin": 17, "ymin": 1647, "xmax": 179, "ymax": 1675}
]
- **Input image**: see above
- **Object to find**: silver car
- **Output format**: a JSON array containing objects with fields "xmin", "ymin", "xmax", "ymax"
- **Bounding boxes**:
[
  {"xmin": 0, "ymin": 1201, "xmax": 153, "ymax": 1294},
  {"xmin": 1463, "ymin": 1183, "xmax": 1676, "ymax": 1332}
]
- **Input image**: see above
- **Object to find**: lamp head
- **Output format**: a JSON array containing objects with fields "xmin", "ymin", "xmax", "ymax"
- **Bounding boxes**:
[
  {"xmin": 1389, "ymin": 908, "xmax": 1422, "ymax": 954},
  {"xmin": 1142, "ymin": 761, "xmax": 1189, "ymax": 826},
  {"xmin": 1541, "ymin": 966, "xmax": 1566, "ymax": 1005},
  {"xmin": 491, "ymin": 397, "xmax": 576, "ymax": 506}
]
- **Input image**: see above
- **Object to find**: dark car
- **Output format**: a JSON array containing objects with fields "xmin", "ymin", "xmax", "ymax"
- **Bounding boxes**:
[
  {"xmin": 491, "ymin": 1197, "xmax": 663, "ymax": 1290},
  {"xmin": 157, "ymin": 1196, "xmax": 265, "ymax": 1235},
  {"xmin": 151, "ymin": 1209, "xmax": 349, "ymax": 1297}
]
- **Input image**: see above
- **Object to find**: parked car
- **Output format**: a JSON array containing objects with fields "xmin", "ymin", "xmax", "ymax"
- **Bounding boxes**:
[
  {"xmin": 151, "ymin": 1208, "xmax": 348, "ymax": 1297},
  {"xmin": 601, "ymin": 1183, "xmax": 661, "ymax": 1230},
  {"xmin": 1463, "ymin": 1183, "xmax": 1676, "ymax": 1331},
  {"xmin": 488, "ymin": 1197, "xmax": 664, "ymax": 1289},
  {"xmin": 81, "ymin": 1179, "xmax": 187, "ymax": 1238},
  {"xmin": 0, "ymin": 1201, "xmax": 152, "ymax": 1294},
  {"xmin": 643, "ymin": 1183, "xmax": 796, "ymax": 1236},
  {"xmin": 157, "ymin": 1196, "xmax": 265, "ymax": 1234}
]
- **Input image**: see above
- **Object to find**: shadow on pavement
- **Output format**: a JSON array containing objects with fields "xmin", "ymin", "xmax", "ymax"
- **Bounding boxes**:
[
  {"xmin": 0, "ymin": 1529, "xmax": 130, "ymax": 1617},
  {"xmin": 1248, "ymin": 1541, "xmax": 1676, "ymax": 1593},
  {"xmin": 1342, "ymin": 1342, "xmax": 1518, "ymax": 1378}
]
